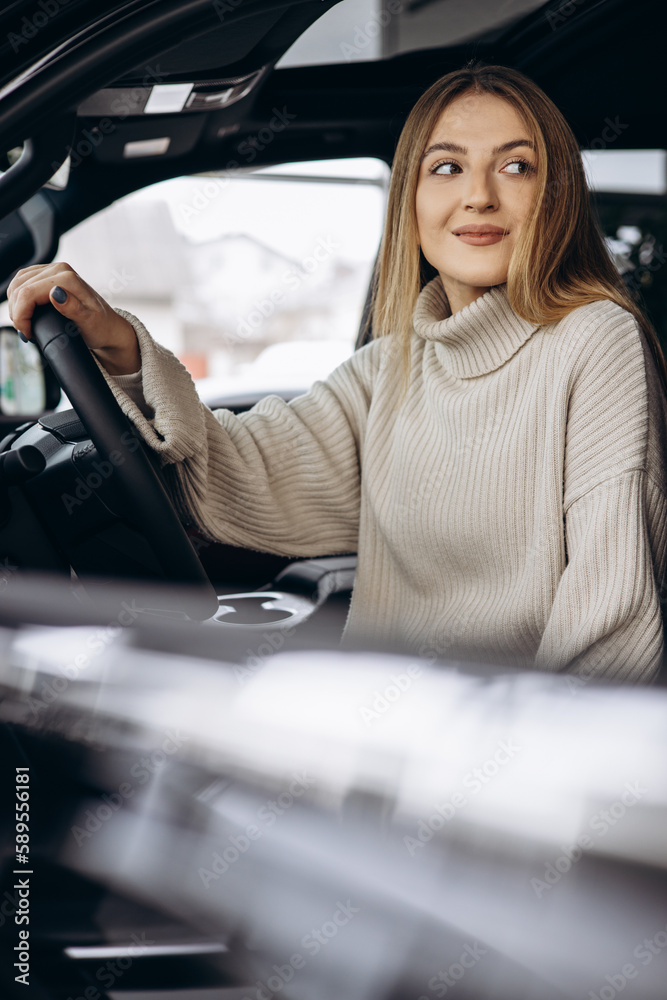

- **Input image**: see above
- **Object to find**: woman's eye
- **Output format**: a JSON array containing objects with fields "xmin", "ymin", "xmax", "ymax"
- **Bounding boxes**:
[
  {"xmin": 503, "ymin": 159, "xmax": 534, "ymax": 175},
  {"xmin": 431, "ymin": 160, "xmax": 461, "ymax": 176}
]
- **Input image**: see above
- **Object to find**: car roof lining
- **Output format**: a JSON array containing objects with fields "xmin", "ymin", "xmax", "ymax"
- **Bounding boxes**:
[
  {"xmin": 0, "ymin": 0, "xmax": 547, "ymax": 87},
  {"xmin": 138, "ymin": 10, "xmax": 286, "ymax": 76},
  {"xmin": 0, "ymin": 0, "xmax": 344, "ymax": 92}
]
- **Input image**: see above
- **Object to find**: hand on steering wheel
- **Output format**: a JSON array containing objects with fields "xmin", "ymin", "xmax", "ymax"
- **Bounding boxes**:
[
  {"xmin": 7, "ymin": 262, "xmax": 140, "ymax": 375},
  {"xmin": 8, "ymin": 264, "xmax": 219, "ymax": 620}
]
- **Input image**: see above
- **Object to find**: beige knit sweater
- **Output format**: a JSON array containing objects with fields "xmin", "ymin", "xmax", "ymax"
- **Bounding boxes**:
[{"xmin": 106, "ymin": 278, "xmax": 667, "ymax": 681}]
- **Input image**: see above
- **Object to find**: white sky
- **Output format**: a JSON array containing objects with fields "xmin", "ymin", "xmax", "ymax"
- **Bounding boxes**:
[{"xmin": 129, "ymin": 159, "xmax": 390, "ymax": 261}]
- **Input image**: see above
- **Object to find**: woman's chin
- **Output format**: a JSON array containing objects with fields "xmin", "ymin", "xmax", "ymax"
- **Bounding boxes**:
[{"xmin": 439, "ymin": 269, "xmax": 510, "ymax": 296}]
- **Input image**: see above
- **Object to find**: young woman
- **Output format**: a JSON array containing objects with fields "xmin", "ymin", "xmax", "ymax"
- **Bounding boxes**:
[{"xmin": 8, "ymin": 63, "xmax": 667, "ymax": 681}]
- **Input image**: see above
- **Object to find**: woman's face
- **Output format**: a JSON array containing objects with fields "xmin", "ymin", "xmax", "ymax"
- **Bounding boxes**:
[{"xmin": 415, "ymin": 91, "xmax": 538, "ymax": 314}]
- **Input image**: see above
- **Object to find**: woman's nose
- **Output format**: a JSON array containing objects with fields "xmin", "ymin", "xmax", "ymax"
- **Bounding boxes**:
[{"xmin": 462, "ymin": 171, "xmax": 498, "ymax": 212}]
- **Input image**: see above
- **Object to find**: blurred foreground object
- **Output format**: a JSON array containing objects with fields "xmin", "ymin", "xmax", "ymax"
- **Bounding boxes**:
[{"xmin": 0, "ymin": 607, "xmax": 666, "ymax": 999}]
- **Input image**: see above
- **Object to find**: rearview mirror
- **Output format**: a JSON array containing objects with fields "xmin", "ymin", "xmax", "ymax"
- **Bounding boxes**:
[{"xmin": 0, "ymin": 328, "xmax": 60, "ymax": 416}]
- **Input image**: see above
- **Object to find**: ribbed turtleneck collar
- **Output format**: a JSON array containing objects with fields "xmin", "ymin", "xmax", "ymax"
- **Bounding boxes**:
[{"xmin": 412, "ymin": 276, "xmax": 540, "ymax": 378}]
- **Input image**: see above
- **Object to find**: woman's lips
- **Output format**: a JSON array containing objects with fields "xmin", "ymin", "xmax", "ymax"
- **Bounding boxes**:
[{"xmin": 454, "ymin": 232, "xmax": 507, "ymax": 246}]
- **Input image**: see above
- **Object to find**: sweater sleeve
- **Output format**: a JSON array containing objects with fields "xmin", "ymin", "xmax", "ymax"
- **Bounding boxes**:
[
  {"xmin": 103, "ymin": 309, "xmax": 382, "ymax": 556},
  {"xmin": 535, "ymin": 470, "xmax": 667, "ymax": 682},
  {"xmin": 535, "ymin": 304, "xmax": 667, "ymax": 682},
  {"xmin": 110, "ymin": 370, "xmax": 153, "ymax": 418}
]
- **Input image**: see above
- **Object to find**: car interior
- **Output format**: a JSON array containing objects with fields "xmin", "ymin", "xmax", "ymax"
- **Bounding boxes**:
[
  {"xmin": 0, "ymin": 0, "xmax": 665, "ymax": 996},
  {"xmin": 0, "ymin": 0, "xmax": 664, "ymax": 622}
]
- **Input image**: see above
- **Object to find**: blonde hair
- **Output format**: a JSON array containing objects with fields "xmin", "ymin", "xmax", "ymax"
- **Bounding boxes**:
[{"xmin": 370, "ymin": 62, "xmax": 667, "ymax": 389}]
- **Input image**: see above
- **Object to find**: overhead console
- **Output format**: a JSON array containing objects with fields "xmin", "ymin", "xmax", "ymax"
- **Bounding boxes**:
[
  {"xmin": 76, "ymin": 66, "xmax": 270, "ymax": 119},
  {"xmin": 72, "ymin": 65, "xmax": 271, "ymax": 163}
]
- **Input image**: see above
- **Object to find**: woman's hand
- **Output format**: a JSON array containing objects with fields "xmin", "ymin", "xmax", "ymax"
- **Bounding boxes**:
[{"xmin": 7, "ymin": 262, "xmax": 141, "ymax": 375}]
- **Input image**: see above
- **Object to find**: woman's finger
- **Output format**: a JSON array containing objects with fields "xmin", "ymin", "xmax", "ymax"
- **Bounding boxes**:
[
  {"xmin": 10, "ymin": 274, "xmax": 92, "ymax": 340},
  {"xmin": 7, "ymin": 262, "xmax": 76, "ymax": 306}
]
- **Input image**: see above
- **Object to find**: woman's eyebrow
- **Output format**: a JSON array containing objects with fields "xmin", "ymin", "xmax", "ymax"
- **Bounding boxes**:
[{"xmin": 421, "ymin": 138, "xmax": 536, "ymax": 160}]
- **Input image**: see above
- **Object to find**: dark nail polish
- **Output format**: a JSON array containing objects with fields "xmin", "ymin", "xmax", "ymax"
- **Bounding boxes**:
[
  {"xmin": 17, "ymin": 330, "xmax": 27, "ymax": 343},
  {"xmin": 51, "ymin": 285, "xmax": 67, "ymax": 304}
]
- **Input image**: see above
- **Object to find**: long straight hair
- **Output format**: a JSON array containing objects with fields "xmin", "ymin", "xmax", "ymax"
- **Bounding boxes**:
[{"xmin": 370, "ymin": 62, "xmax": 667, "ymax": 389}]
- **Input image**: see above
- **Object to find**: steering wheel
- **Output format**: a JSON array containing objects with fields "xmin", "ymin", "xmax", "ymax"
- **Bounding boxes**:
[{"xmin": 31, "ymin": 304, "xmax": 219, "ymax": 620}]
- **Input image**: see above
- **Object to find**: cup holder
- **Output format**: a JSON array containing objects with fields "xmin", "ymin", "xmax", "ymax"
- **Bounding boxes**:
[{"xmin": 210, "ymin": 590, "xmax": 316, "ymax": 628}]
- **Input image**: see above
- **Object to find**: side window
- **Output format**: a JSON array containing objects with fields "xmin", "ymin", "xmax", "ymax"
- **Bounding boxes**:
[
  {"xmin": 583, "ymin": 149, "xmax": 667, "ymax": 354},
  {"xmin": 57, "ymin": 158, "xmax": 389, "ymax": 402}
]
